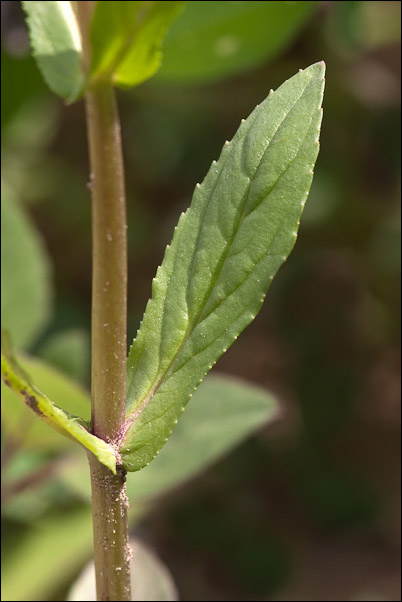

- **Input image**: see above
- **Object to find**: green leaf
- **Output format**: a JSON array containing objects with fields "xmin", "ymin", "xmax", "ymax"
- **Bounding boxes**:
[
  {"xmin": 90, "ymin": 1, "xmax": 183, "ymax": 88},
  {"xmin": 22, "ymin": 0, "xmax": 85, "ymax": 102},
  {"xmin": 1, "ymin": 337, "xmax": 117, "ymax": 474},
  {"xmin": 121, "ymin": 62, "xmax": 325, "ymax": 472},
  {"xmin": 158, "ymin": 1, "xmax": 316, "ymax": 83},
  {"xmin": 1, "ymin": 190, "xmax": 52, "ymax": 350}
]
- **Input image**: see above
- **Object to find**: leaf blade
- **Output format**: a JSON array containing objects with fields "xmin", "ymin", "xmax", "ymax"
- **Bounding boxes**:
[{"xmin": 122, "ymin": 62, "xmax": 325, "ymax": 472}]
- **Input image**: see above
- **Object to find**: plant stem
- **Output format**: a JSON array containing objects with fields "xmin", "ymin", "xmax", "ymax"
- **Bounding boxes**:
[
  {"xmin": 86, "ymin": 82, "xmax": 128, "ymax": 442},
  {"xmin": 77, "ymin": 4, "xmax": 131, "ymax": 599},
  {"xmin": 85, "ymin": 79, "xmax": 131, "ymax": 602}
]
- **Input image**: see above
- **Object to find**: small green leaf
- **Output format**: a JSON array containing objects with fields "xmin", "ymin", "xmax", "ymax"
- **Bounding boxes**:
[
  {"xmin": 90, "ymin": 1, "xmax": 183, "ymax": 88},
  {"xmin": 1, "ymin": 335, "xmax": 117, "ymax": 474},
  {"xmin": 158, "ymin": 1, "xmax": 316, "ymax": 83},
  {"xmin": 121, "ymin": 62, "xmax": 325, "ymax": 472},
  {"xmin": 22, "ymin": 0, "xmax": 85, "ymax": 102},
  {"xmin": 1, "ymin": 189, "xmax": 52, "ymax": 350}
]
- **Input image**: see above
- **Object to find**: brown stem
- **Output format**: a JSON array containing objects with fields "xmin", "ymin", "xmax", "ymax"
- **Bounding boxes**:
[
  {"xmin": 84, "ymin": 75, "xmax": 131, "ymax": 602},
  {"xmin": 85, "ymin": 82, "xmax": 127, "ymax": 444},
  {"xmin": 77, "ymin": 3, "xmax": 131, "ymax": 600}
]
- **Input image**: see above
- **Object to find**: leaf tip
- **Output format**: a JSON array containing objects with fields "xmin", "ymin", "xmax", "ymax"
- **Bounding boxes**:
[
  {"xmin": 303, "ymin": 61, "xmax": 326, "ymax": 81},
  {"xmin": 313, "ymin": 60, "xmax": 326, "ymax": 77}
]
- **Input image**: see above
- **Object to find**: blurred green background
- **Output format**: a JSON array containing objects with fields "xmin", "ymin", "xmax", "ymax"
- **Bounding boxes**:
[{"xmin": 1, "ymin": 1, "xmax": 401, "ymax": 600}]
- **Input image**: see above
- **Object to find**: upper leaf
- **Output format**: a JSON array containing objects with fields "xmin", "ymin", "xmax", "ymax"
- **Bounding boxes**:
[
  {"xmin": 121, "ymin": 62, "xmax": 325, "ymax": 471},
  {"xmin": 22, "ymin": 1, "xmax": 85, "ymax": 102},
  {"xmin": 89, "ymin": 1, "xmax": 183, "ymax": 88},
  {"xmin": 1, "ymin": 334, "xmax": 117, "ymax": 473}
]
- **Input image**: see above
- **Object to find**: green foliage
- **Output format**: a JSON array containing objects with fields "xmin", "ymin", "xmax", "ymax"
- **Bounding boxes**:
[
  {"xmin": 1, "ymin": 190, "xmax": 52, "ymax": 350},
  {"xmin": 1, "ymin": 339, "xmax": 116, "ymax": 473},
  {"xmin": 21, "ymin": 1, "xmax": 316, "ymax": 99},
  {"xmin": 21, "ymin": 0, "xmax": 85, "ymax": 102},
  {"xmin": 121, "ymin": 62, "xmax": 325, "ymax": 472},
  {"xmin": 3, "ymin": 0, "xmax": 400, "ymax": 598},
  {"xmin": 90, "ymin": 0, "xmax": 183, "ymax": 88},
  {"xmin": 22, "ymin": 1, "xmax": 183, "ymax": 101},
  {"xmin": 158, "ymin": 1, "xmax": 316, "ymax": 82},
  {"xmin": 12, "ymin": 0, "xmax": 324, "ymax": 489}
]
